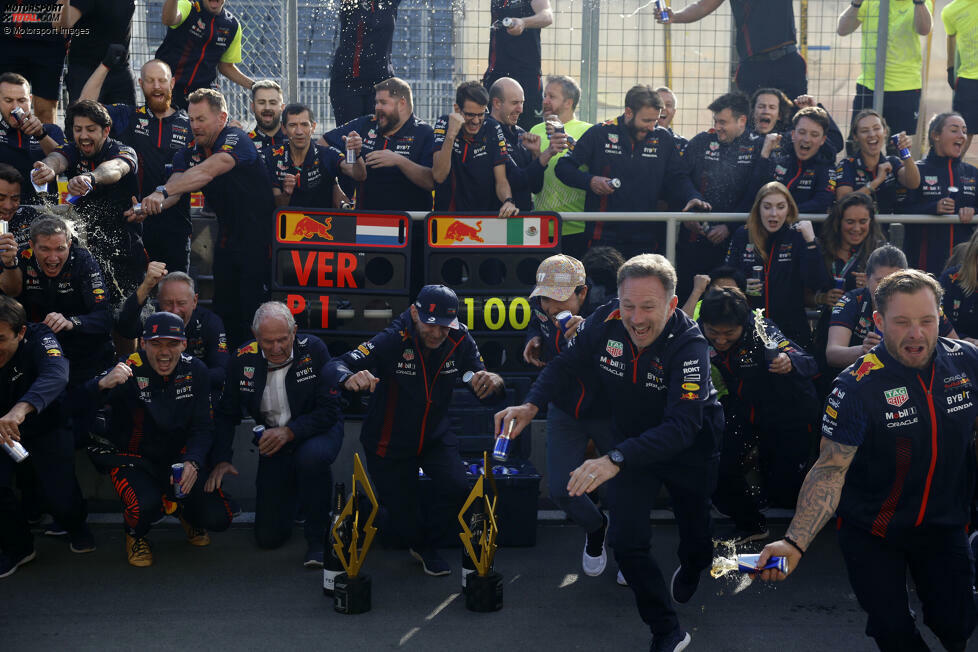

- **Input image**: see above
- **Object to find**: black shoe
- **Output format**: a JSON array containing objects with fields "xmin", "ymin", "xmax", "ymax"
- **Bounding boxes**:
[
  {"xmin": 670, "ymin": 565, "xmax": 700, "ymax": 604},
  {"xmin": 0, "ymin": 548, "xmax": 36, "ymax": 578},
  {"xmin": 69, "ymin": 524, "xmax": 96, "ymax": 553},
  {"xmin": 409, "ymin": 547, "xmax": 450, "ymax": 576},
  {"xmin": 651, "ymin": 628, "xmax": 691, "ymax": 652},
  {"xmin": 43, "ymin": 522, "xmax": 68, "ymax": 537}
]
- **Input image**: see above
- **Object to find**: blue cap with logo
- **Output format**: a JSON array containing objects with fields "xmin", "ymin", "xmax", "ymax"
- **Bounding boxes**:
[
  {"xmin": 414, "ymin": 284, "xmax": 460, "ymax": 329},
  {"xmin": 142, "ymin": 311, "xmax": 187, "ymax": 341}
]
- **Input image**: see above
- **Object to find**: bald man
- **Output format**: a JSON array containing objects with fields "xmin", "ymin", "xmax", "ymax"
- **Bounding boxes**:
[
  {"xmin": 80, "ymin": 60, "xmax": 194, "ymax": 273},
  {"xmin": 489, "ymin": 77, "xmax": 565, "ymax": 211}
]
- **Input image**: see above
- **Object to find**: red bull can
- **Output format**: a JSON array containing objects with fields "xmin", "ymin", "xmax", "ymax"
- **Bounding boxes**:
[
  {"xmin": 608, "ymin": 178, "xmax": 621, "ymax": 189},
  {"xmin": 833, "ymin": 276, "xmax": 845, "ymax": 290},
  {"xmin": 655, "ymin": 0, "xmax": 669, "ymax": 22},
  {"xmin": 30, "ymin": 169, "xmax": 46, "ymax": 194},
  {"xmin": 890, "ymin": 134, "xmax": 910, "ymax": 159},
  {"xmin": 462, "ymin": 370, "xmax": 474, "ymax": 384},
  {"xmin": 555, "ymin": 310, "xmax": 573, "ymax": 333},
  {"xmin": 10, "ymin": 107, "xmax": 26, "ymax": 124},
  {"xmin": 736, "ymin": 553, "xmax": 788, "ymax": 574},
  {"xmin": 66, "ymin": 176, "xmax": 93, "ymax": 205},
  {"xmin": 171, "ymin": 462, "xmax": 186, "ymax": 498},
  {"xmin": 493, "ymin": 419, "xmax": 515, "ymax": 463},
  {"xmin": 2, "ymin": 439, "xmax": 29, "ymax": 463},
  {"xmin": 252, "ymin": 425, "xmax": 265, "ymax": 446},
  {"xmin": 948, "ymin": 186, "xmax": 960, "ymax": 201},
  {"xmin": 345, "ymin": 148, "xmax": 356, "ymax": 165}
]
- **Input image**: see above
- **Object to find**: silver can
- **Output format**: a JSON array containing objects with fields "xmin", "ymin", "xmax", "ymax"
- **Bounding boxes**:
[
  {"xmin": 608, "ymin": 178, "xmax": 621, "ymax": 189},
  {"xmin": 3, "ymin": 439, "xmax": 29, "ymax": 463},
  {"xmin": 345, "ymin": 148, "xmax": 356, "ymax": 165}
]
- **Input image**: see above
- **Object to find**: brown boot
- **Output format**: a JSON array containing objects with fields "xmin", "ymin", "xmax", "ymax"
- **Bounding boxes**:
[
  {"xmin": 126, "ymin": 534, "xmax": 153, "ymax": 567},
  {"xmin": 179, "ymin": 516, "xmax": 210, "ymax": 547}
]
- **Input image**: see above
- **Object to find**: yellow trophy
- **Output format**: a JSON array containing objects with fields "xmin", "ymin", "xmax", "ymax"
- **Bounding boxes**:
[
  {"xmin": 458, "ymin": 451, "xmax": 503, "ymax": 612},
  {"xmin": 331, "ymin": 453, "xmax": 380, "ymax": 614}
]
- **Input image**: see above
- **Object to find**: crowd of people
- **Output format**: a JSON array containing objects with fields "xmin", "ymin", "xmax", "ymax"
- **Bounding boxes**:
[{"xmin": 1, "ymin": 0, "xmax": 978, "ymax": 651}]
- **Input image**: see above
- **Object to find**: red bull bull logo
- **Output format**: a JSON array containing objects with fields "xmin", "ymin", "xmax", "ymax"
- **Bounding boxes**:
[
  {"xmin": 293, "ymin": 216, "xmax": 334, "ymax": 241},
  {"xmin": 445, "ymin": 219, "xmax": 484, "ymax": 243},
  {"xmin": 850, "ymin": 353, "xmax": 884, "ymax": 381},
  {"xmin": 680, "ymin": 391, "xmax": 698, "ymax": 401}
]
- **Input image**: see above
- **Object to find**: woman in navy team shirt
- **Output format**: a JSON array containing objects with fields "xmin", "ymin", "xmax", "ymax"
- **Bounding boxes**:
[
  {"xmin": 940, "ymin": 228, "xmax": 978, "ymax": 343},
  {"xmin": 725, "ymin": 181, "xmax": 830, "ymax": 348}
]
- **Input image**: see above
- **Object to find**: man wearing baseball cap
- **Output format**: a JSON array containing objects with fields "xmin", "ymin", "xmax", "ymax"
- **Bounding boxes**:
[
  {"xmin": 524, "ymin": 255, "xmax": 616, "ymax": 579},
  {"xmin": 325, "ymin": 284, "xmax": 505, "ymax": 576},
  {"xmin": 87, "ymin": 312, "xmax": 232, "ymax": 567}
]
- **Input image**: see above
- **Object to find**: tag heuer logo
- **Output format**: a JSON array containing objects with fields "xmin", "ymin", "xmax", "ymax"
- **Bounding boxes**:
[
  {"xmin": 924, "ymin": 176, "xmax": 938, "ymax": 186},
  {"xmin": 244, "ymin": 366, "xmax": 255, "ymax": 379},
  {"xmin": 709, "ymin": 142, "xmax": 719, "ymax": 151},
  {"xmin": 403, "ymin": 348, "xmax": 414, "ymax": 361},
  {"xmin": 884, "ymin": 386, "xmax": 909, "ymax": 407},
  {"xmin": 775, "ymin": 165, "xmax": 787, "ymax": 175},
  {"xmin": 136, "ymin": 377, "xmax": 149, "ymax": 389},
  {"xmin": 606, "ymin": 339, "xmax": 623, "ymax": 357},
  {"xmin": 608, "ymin": 133, "xmax": 618, "ymax": 144}
]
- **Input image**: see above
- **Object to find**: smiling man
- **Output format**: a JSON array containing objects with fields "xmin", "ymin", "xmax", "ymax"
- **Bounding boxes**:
[
  {"xmin": 246, "ymin": 80, "xmax": 287, "ymax": 153},
  {"xmin": 496, "ymin": 254, "xmax": 723, "ymax": 652},
  {"xmin": 32, "ymin": 100, "xmax": 144, "ymax": 304},
  {"xmin": 88, "ymin": 311, "xmax": 232, "ymax": 567},
  {"xmin": 758, "ymin": 269, "xmax": 978, "ymax": 651}
]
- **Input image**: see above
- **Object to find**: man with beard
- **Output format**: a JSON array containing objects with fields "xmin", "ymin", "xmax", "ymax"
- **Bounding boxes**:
[
  {"xmin": 489, "ymin": 77, "xmax": 565, "ymax": 212},
  {"xmin": 322, "ymin": 77, "xmax": 435, "ymax": 212},
  {"xmin": 246, "ymin": 80, "xmax": 287, "ymax": 154},
  {"xmin": 0, "ymin": 295, "xmax": 92, "ymax": 578},
  {"xmin": 431, "ymin": 81, "xmax": 518, "ymax": 216},
  {"xmin": 0, "ymin": 73, "xmax": 65, "ymax": 205},
  {"xmin": 758, "ymin": 269, "xmax": 978, "ymax": 652},
  {"xmin": 80, "ymin": 59, "xmax": 193, "ymax": 274},
  {"xmin": 496, "ymin": 255, "xmax": 723, "ymax": 652},
  {"xmin": 136, "ymin": 88, "xmax": 274, "ymax": 349},
  {"xmin": 116, "ymin": 267, "xmax": 229, "ymax": 402},
  {"xmin": 324, "ymin": 285, "xmax": 504, "ymax": 576},
  {"xmin": 87, "ymin": 311, "xmax": 232, "ymax": 567},
  {"xmin": 267, "ymin": 103, "xmax": 363, "ymax": 209},
  {"xmin": 482, "ymin": 0, "xmax": 553, "ymax": 132},
  {"xmin": 528, "ymin": 75, "xmax": 591, "ymax": 255},
  {"xmin": 32, "ymin": 100, "xmax": 144, "ymax": 305},
  {"xmin": 0, "ymin": 164, "xmax": 44, "ymax": 249},
  {"xmin": 155, "ymin": 0, "xmax": 254, "ymax": 110},
  {"xmin": 329, "ymin": 0, "xmax": 402, "ymax": 126},
  {"xmin": 555, "ymin": 84, "xmax": 708, "ymax": 259}
]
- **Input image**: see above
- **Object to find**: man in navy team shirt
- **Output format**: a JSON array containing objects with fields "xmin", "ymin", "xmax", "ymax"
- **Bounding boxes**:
[
  {"xmin": 322, "ymin": 77, "xmax": 435, "ymax": 212},
  {"xmin": 136, "ymin": 88, "xmax": 274, "ymax": 349},
  {"xmin": 431, "ymin": 81, "xmax": 518, "ymax": 216},
  {"xmin": 266, "ymin": 103, "xmax": 364, "ymax": 209},
  {"xmin": 0, "ymin": 73, "xmax": 65, "ymax": 205},
  {"xmin": 80, "ymin": 59, "xmax": 193, "ymax": 274}
]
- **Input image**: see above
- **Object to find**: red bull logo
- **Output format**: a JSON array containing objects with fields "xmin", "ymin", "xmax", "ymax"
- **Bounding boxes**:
[
  {"xmin": 680, "ymin": 391, "xmax": 698, "ymax": 401},
  {"xmin": 445, "ymin": 219, "xmax": 484, "ymax": 243},
  {"xmin": 293, "ymin": 216, "xmax": 334, "ymax": 241},
  {"xmin": 850, "ymin": 353, "xmax": 884, "ymax": 381}
]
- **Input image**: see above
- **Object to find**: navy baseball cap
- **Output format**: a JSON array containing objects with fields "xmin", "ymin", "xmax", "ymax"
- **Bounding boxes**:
[
  {"xmin": 414, "ymin": 285, "xmax": 460, "ymax": 329},
  {"xmin": 142, "ymin": 312, "xmax": 187, "ymax": 340}
]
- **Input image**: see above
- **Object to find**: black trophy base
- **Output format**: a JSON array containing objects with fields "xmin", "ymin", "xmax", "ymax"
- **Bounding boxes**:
[
  {"xmin": 464, "ymin": 571, "xmax": 503, "ymax": 612},
  {"xmin": 334, "ymin": 572, "xmax": 371, "ymax": 614}
]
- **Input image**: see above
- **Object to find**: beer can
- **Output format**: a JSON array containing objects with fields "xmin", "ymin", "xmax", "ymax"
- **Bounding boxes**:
[
  {"xmin": 345, "ymin": 148, "xmax": 356, "ymax": 165},
  {"xmin": 492, "ymin": 435, "xmax": 511, "ymax": 463},
  {"xmin": 752, "ymin": 265, "xmax": 763, "ymax": 281},
  {"xmin": 833, "ymin": 276, "xmax": 845, "ymax": 290},
  {"xmin": 252, "ymin": 424, "xmax": 265, "ymax": 446},
  {"xmin": 655, "ymin": 0, "xmax": 669, "ymax": 22},
  {"xmin": 890, "ymin": 134, "xmax": 910, "ymax": 160},
  {"xmin": 10, "ymin": 106, "xmax": 26, "ymax": 124},
  {"xmin": 555, "ymin": 310, "xmax": 573, "ymax": 333},
  {"xmin": 171, "ymin": 462, "xmax": 186, "ymax": 498},
  {"xmin": 608, "ymin": 178, "xmax": 621, "ymax": 189},
  {"xmin": 736, "ymin": 553, "xmax": 787, "ymax": 574},
  {"xmin": 2, "ymin": 439, "xmax": 29, "ymax": 463},
  {"xmin": 66, "ymin": 176, "xmax": 93, "ymax": 205}
]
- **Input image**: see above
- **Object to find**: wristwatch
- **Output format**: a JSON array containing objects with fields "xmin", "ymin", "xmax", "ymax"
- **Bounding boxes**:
[
  {"xmin": 503, "ymin": 197, "xmax": 514, "ymax": 205},
  {"xmin": 155, "ymin": 185, "xmax": 169, "ymax": 200},
  {"xmin": 607, "ymin": 448, "xmax": 625, "ymax": 469}
]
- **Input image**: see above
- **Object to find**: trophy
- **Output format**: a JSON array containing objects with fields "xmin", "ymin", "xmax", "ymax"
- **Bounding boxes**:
[
  {"xmin": 331, "ymin": 453, "xmax": 380, "ymax": 614},
  {"xmin": 458, "ymin": 451, "xmax": 503, "ymax": 612},
  {"xmin": 753, "ymin": 308, "xmax": 779, "ymax": 364}
]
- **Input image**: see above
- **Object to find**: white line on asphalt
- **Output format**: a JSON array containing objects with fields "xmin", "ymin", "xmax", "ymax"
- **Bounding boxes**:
[{"xmin": 425, "ymin": 593, "xmax": 460, "ymax": 620}]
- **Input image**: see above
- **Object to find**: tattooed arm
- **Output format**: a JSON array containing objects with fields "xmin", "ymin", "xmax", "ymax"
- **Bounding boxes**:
[{"xmin": 755, "ymin": 437, "xmax": 858, "ymax": 581}]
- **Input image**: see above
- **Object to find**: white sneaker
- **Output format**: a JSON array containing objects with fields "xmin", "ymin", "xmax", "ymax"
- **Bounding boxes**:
[
  {"xmin": 617, "ymin": 569, "xmax": 628, "ymax": 586},
  {"xmin": 582, "ymin": 514, "xmax": 608, "ymax": 576}
]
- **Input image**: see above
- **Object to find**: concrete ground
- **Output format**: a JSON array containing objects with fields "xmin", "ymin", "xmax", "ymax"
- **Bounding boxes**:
[{"xmin": 4, "ymin": 520, "xmax": 966, "ymax": 651}]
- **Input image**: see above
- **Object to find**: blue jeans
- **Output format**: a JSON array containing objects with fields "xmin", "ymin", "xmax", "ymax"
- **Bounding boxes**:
[
  {"xmin": 546, "ymin": 404, "xmax": 613, "ymax": 533},
  {"xmin": 254, "ymin": 429, "xmax": 339, "ymax": 549}
]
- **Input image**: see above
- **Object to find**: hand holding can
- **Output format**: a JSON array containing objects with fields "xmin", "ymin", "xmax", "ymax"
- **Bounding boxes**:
[{"xmin": 171, "ymin": 462, "xmax": 186, "ymax": 498}]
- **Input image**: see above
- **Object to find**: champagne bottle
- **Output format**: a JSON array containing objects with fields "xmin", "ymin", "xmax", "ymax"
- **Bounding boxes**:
[{"xmin": 323, "ymin": 482, "xmax": 346, "ymax": 597}]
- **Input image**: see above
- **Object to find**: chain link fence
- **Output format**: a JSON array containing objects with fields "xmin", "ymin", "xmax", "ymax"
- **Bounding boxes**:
[{"xmin": 122, "ymin": 0, "xmax": 954, "ymax": 155}]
